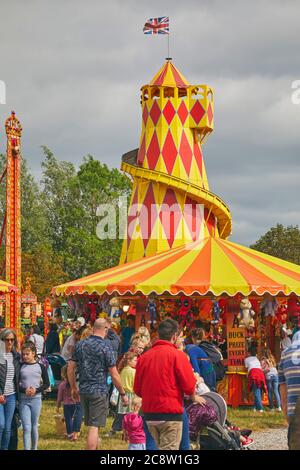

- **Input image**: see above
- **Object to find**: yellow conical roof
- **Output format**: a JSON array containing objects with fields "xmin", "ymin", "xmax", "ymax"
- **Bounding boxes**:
[{"xmin": 149, "ymin": 60, "xmax": 190, "ymax": 88}]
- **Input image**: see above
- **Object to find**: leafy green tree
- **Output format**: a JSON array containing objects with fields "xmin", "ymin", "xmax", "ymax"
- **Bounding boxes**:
[
  {"xmin": 40, "ymin": 148, "xmax": 132, "ymax": 279},
  {"xmin": 22, "ymin": 243, "xmax": 68, "ymax": 300},
  {"xmin": 250, "ymin": 224, "xmax": 300, "ymax": 265}
]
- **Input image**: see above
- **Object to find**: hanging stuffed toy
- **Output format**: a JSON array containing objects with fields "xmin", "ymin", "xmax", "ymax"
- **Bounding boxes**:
[
  {"xmin": 238, "ymin": 298, "xmax": 255, "ymax": 329},
  {"xmin": 128, "ymin": 302, "xmax": 137, "ymax": 316},
  {"xmin": 146, "ymin": 299, "xmax": 157, "ymax": 325},
  {"xmin": 276, "ymin": 302, "xmax": 288, "ymax": 327},
  {"xmin": 198, "ymin": 299, "xmax": 213, "ymax": 322},
  {"xmin": 260, "ymin": 296, "xmax": 278, "ymax": 317},
  {"xmin": 287, "ymin": 295, "xmax": 300, "ymax": 314},
  {"xmin": 287, "ymin": 295, "xmax": 300, "ymax": 326},
  {"xmin": 211, "ymin": 300, "xmax": 221, "ymax": 325},
  {"xmin": 86, "ymin": 298, "xmax": 99, "ymax": 324},
  {"xmin": 109, "ymin": 297, "xmax": 120, "ymax": 319},
  {"xmin": 178, "ymin": 296, "xmax": 192, "ymax": 319}
]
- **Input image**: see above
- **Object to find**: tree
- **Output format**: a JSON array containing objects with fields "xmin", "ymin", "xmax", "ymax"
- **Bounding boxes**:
[
  {"xmin": 250, "ymin": 224, "xmax": 300, "ymax": 265},
  {"xmin": 22, "ymin": 243, "xmax": 68, "ymax": 300},
  {"xmin": 40, "ymin": 148, "xmax": 132, "ymax": 279}
]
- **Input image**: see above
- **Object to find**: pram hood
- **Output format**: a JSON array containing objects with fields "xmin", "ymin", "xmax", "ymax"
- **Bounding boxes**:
[{"xmin": 202, "ymin": 391, "xmax": 227, "ymax": 426}]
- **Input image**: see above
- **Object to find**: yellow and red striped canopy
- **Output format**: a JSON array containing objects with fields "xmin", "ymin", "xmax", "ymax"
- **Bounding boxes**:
[
  {"xmin": 52, "ymin": 237, "xmax": 300, "ymax": 297},
  {"xmin": 0, "ymin": 279, "xmax": 17, "ymax": 293},
  {"xmin": 149, "ymin": 61, "xmax": 190, "ymax": 88}
]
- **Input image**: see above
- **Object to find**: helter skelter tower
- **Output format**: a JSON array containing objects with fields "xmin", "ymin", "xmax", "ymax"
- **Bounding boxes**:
[
  {"xmin": 4, "ymin": 112, "xmax": 22, "ymax": 335},
  {"xmin": 120, "ymin": 60, "xmax": 232, "ymax": 263}
]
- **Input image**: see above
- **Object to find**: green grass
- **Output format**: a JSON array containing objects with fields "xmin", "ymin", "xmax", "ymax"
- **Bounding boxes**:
[
  {"xmin": 19, "ymin": 399, "xmax": 127, "ymax": 451},
  {"xmin": 227, "ymin": 407, "xmax": 287, "ymax": 432},
  {"xmin": 21, "ymin": 400, "xmax": 287, "ymax": 450}
]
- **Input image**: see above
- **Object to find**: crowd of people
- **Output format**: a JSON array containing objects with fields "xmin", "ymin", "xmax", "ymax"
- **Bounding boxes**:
[{"xmin": 0, "ymin": 312, "xmax": 300, "ymax": 451}]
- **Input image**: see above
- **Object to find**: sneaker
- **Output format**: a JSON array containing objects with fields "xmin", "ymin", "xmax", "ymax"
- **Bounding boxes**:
[
  {"xmin": 242, "ymin": 437, "xmax": 254, "ymax": 448},
  {"xmin": 228, "ymin": 425, "xmax": 241, "ymax": 431},
  {"xmin": 104, "ymin": 430, "xmax": 116, "ymax": 438},
  {"xmin": 276, "ymin": 407, "xmax": 282, "ymax": 412},
  {"xmin": 259, "ymin": 409, "xmax": 264, "ymax": 413}
]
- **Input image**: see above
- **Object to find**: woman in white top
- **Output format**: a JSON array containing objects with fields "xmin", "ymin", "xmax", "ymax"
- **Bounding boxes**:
[
  {"xmin": 0, "ymin": 328, "xmax": 21, "ymax": 450},
  {"xmin": 244, "ymin": 345, "xmax": 266, "ymax": 412},
  {"xmin": 29, "ymin": 325, "xmax": 45, "ymax": 356}
]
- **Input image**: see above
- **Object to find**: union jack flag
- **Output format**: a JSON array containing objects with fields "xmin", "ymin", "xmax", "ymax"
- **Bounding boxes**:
[{"xmin": 143, "ymin": 17, "xmax": 169, "ymax": 35}]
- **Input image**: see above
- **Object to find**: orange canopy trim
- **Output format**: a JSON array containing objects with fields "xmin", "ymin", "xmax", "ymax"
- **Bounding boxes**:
[
  {"xmin": 149, "ymin": 61, "xmax": 190, "ymax": 88},
  {"xmin": 52, "ymin": 238, "xmax": 300, "ymax": 297},
  {"xmin": 0, "ymin": 280, "xmax": 18, "ymax": 293}
]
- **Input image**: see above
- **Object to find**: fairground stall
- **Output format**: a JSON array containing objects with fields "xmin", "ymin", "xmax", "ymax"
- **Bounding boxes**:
[{"xmin": 52, "ymin": 61, "xmax": 300, "ymax": 407}]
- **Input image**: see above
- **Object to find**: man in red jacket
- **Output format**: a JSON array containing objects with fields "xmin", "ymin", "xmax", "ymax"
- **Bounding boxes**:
[{"xmin": 134, "ymin": 319, "xmax": 198, "ymax": 450}]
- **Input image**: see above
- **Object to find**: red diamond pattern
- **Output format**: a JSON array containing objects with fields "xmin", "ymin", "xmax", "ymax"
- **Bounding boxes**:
[
  {"xmin": 207, "ymin": 102, "xmax": 213, "ymax": 125},
  {"xmin": 162, "ymin": 130, "xmax": 178, "ymax": 174},
  {"xmin": 149, "ymin": 100, "xmax": 161, "ymax": 126},
  {"xmin": 159, "ymin": 189, "xmax": 182, "ymax": 248},
  {"xmin": 184, "ymin": 196, "xmax": 202, "ymax": 241},
  {"xmin": 193, "ymin": 142, "xmax": 203, "ymax": 177},
  {"xmin": 204, "ymin": 207, "xmax": 216, "ymax": 236},
  {"xmin": 140, "ymin": 184, "xmax": 158, "ymax": 249},
  {"xmin": 147, "ymin": 131, "xmax": 160, "ymax": 169},
  {"xmin": 190, "ymin": 101, "xmax": 205, "ymax": 124},
  {"xmin": 142, "ymin": 105, "xmax": 148, "ymax": 126},
  {"xmin": 137, "ymin": 134, "xmax": 146, "ymax": 166},
  {"xmin": 163, "ymin": 100, "xmax": 176, "ymax": 125},
  {"xmin": 179, "ymin": 130, "xmax": 193, "ymax": 176},
  {"xmin": 127, "ymin": 187, "xmax": 139, "ymax": 249},
  {"xmin": 177, "ymin": 100, "xmax": 188, "ymax": 125}
]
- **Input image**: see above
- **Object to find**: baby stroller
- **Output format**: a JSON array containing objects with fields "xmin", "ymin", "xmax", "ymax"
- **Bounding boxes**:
[
  {"xmin": 45, "ymin": 353, "xmax": 66, "ymax": 381},
  {"xmin": 42, "ymin": 354, "xmax": 66, "ymax": 398},
  {"xmin": 187, "ymin": 392, "xmax": 253, "ymax": 450}
]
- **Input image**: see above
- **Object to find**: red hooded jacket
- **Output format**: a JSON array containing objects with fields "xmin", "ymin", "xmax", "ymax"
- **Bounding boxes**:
[{"xmin": 134, "ymin": 340, "xmax": 196, "ymax": 418}]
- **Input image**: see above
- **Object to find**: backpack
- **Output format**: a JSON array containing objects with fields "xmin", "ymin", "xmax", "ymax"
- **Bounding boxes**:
[{"xmin": 200, "ymin": 341, "xmax": 226, "ymax": 382}]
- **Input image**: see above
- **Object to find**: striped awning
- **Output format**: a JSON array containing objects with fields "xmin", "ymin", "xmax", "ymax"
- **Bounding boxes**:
[
  {"xmin": 52, "ymin": 237, "xmax": 300, "ymax": 297},
  {"xmin": 149, "ymin": 61, "xmax": 190, "ymax": 88},
  {"xmin": 0, "ymin": 280, "xmax": 17, "ymax": 293}
]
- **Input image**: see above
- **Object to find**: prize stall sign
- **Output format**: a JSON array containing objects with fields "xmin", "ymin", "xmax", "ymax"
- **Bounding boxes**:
[{"xmin": 227, "ymin": 327, "xmax": 246, "ymax": 371}]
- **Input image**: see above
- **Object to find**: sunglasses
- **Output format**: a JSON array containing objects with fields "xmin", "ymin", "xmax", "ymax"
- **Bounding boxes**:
[{"xmin": 5, "ymin": 338, "xmax": 14, "ymax": 343}]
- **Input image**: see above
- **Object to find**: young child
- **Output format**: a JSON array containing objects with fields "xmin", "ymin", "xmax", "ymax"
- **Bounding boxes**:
[
  {"xmin": 19, "ymin": 342, "xmax": 50, "ymax": 450},
  {"xmin": 194, "ymin": 373, "xmax": 210, "ymax": 395},
  {"xmin": 108, "ymin": 352, "xmax": 138, "ymax": 436},
  {"xmin": 56, "ymin": 365, "xmax": 82, "ymax": 440},
  {"xmin": 123, "ymin": 396, "xmax": 146, "ymax": 450},
  {"xmin": 260, "ymin": 350, "xmax": 282, "ymax": 411}
]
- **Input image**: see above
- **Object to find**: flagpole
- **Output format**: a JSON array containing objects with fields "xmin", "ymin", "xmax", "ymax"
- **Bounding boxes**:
[{"xmin": 167, "ymin": 33, "xmax": 170, "ymax": 58}]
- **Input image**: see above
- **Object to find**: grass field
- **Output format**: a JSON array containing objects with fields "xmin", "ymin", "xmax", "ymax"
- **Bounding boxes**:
[{"xmin": 18, "ymin": 400, "xmax": 287, "ymax": 450}]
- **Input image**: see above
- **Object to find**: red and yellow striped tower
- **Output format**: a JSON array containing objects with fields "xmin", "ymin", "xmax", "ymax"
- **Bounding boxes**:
[
  {"xmin": 5, "ymin": 111, "xmax": 22, "ymax": 336},
  {"xmin": 120, "ymin": 60, "xmax": 232, "ymax": 263}
]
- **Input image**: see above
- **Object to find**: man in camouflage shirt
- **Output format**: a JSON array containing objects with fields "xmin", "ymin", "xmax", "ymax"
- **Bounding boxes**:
[{"xmin": 68, "ymin": 318, "xmax": 128, "ymax": 450}]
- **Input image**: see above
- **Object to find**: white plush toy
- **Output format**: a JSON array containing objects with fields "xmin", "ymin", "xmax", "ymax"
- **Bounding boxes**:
[{"xmin": 238, "ymin": 298, "xmax": 255, "ymax": 328}]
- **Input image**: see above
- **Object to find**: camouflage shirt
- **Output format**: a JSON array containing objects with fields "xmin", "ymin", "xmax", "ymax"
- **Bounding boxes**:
[{"xmin": 72, "ymin": 335, "xmax": 116, "ymax": 395}]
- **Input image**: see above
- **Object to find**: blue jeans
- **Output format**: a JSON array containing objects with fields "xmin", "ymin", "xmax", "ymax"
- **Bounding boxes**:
[
  {"xmin": 267, "ymin": 375, "xmax": 281, "ymax": 409},
  {"xmin": 128, "ymin": 443, "xmax": 146, "ymax": 450},
  {"xmin": 19, "ymin": 395, "xmax": 42, "ymax": 450},
  {"xmin": 0, "ymin": 393, "xmax": 16, "ymax": 450},
  {"xmin": 251, "ymin": 384, "xmax": 263, "ymax": 411},
  {"xmin": 143, "ymin": 408, "xmax": 190, "ymax": 450},
  {"xmin": 63, "ymin": 403, "xmax": 83, "ymax": 435}
]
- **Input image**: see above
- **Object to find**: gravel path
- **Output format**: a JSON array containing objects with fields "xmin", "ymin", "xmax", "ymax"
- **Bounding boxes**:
[{"xmin": 250, "ymin": 427, "xmax": 288, "ymax": 450}]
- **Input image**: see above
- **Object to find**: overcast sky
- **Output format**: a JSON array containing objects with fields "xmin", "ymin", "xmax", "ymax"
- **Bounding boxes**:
[{"xmin": 0, "ymin": 0, "xmax": 299, "ymax": 247}]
